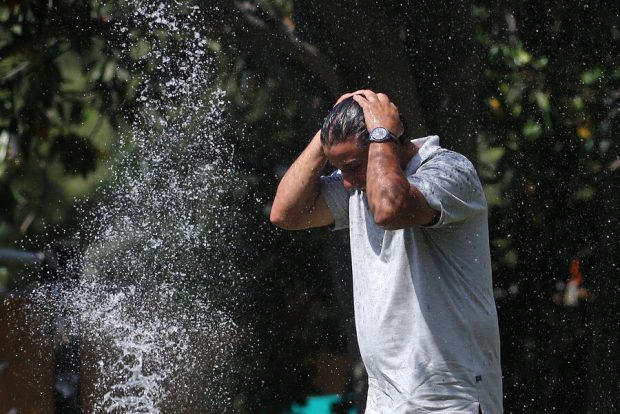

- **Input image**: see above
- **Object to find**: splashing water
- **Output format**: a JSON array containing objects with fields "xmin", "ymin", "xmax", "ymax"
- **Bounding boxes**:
[{"xmin": 35, "ymin": 2, "xmax": 246, "ymax": 412}]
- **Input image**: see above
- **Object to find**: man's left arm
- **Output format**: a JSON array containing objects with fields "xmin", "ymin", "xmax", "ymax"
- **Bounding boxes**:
[{"xmin": 352, "ymin": 90, "xmax": 438, "ymax": 230}]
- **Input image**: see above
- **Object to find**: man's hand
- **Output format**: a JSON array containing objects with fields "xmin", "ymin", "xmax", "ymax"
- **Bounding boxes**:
[
  {"xmin": 333, "ymin": 91, "xmax": 357, "ymax": 107},
  {"xmin": 351, "ymin": 90, "xmax": 404, "ymax": 137}
]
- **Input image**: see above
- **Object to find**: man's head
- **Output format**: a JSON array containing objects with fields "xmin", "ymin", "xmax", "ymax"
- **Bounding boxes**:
[
  {"xmin": 320, "ymin": 97, "xmax": 369, "ymax": 148},
  {"xmin": 320, "ymin": 98, "xmax": 369, "ymax": 190},
  {"xmin": 321, "ymin": 96, "xmax": 407, "ymax": 148},
  {"xmin": 320, "ymin": 97, "xmax": 407, "ymax": 190}
]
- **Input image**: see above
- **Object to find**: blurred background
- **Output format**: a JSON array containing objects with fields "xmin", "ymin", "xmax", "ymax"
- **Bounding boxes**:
[{"xmin": 0, "ymin": 0, "xmax": 618, "ymax": 413}]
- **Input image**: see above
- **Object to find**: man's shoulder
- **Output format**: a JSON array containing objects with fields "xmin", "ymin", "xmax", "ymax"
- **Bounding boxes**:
[
  {"xmin": 409, "ymin": 145, "xmax": 487, "ymax": 227},
  {"xmin": 420, "ymin": 147, "xmax": 477, "ymax": 176},
  {"xmin": 408, "ymin": 135, "xmax": 476, "ymax": 176}
]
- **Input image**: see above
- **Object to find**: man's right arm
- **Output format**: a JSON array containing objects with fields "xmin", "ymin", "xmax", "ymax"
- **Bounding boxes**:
[{"xmin": 270, "ymin": 130, "xmax": 335, "ymax": 230}]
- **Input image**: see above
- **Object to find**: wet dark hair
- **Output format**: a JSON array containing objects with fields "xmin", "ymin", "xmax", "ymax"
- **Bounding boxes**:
[
  {"xmin": 320, "ymin": 97, "xmax": 369, "ymax": 148},
  {"xmin": 320, "ymin": 96, "xmax": 407, "ymax": 147}
]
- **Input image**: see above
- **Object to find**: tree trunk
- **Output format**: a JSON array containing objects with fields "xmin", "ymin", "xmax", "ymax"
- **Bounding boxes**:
[
  {"xmin": 402, "ymin": 0, "xmax": 484, "ymax": 159},
  {"xmin": 295, "ymin": 0, "xmax": 427, "ymax": 136}
]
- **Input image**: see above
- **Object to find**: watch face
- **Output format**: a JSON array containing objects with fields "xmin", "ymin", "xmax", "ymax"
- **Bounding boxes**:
[
  {"xmin": 370, "ymin": 127, "xmax": 391, "ymax": 142},
  {"xmin": 370, "ymin": 127, "xmax": 390, "ymax": 142}
]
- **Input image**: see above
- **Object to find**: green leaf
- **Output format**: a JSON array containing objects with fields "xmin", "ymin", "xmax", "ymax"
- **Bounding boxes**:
[
  {"xmin": 581, "ymin": 68, "xmax": 603, "ymax": 84},
  {"xmin": 0, "ymin": 130, "xmax": 9, "ymax": 160},
  {"xmin": 471, "ymin": 5, "xmax": 490, "ymax": 20},
  {"xmin": 480, "ymin": 147, "xmax": 506, "ymax": 166},
  {"xmin": 534, "ymin": 91, "xmax": 550, "ymax": 113},
  {"xmin": 533, "ymin": 57, "xmax": 548, "ymax": 69},
  {"xmin": 0, "ymin": 266, "xmax": 10, "ymax": 290},
  {"xmin": 514, "ymin": 48, "xmax": 532, "ymax": 66},
  {"xmin": 572, "ymin": 96, "xmax": 585, "ymax": 111},
  {"xmin": 505, "ymin": 84, "xmax": 523, "ymax": 105},
  {"xmin": 207, "ymin": 40, "xmax": 221, "ymax": 52},
  {"xmin": 534, "ymin": 92, "xmax": 552, "ymax": 128},
  {"xmin": 103, "ymin": 61, "xmax": 116, "ymax": 82},
  {"xmin": 573, "ymin": 186, "xmax": 595, "ymax": 201},
  {"xmin": 523, "ymin": 119, "xmax": 542, "ymax": 139}
]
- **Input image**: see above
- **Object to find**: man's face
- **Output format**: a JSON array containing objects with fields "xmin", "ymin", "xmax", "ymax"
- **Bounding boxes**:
[{"xmin": 323, "ymin": 139, "xmax": 368, "ymax": 191}]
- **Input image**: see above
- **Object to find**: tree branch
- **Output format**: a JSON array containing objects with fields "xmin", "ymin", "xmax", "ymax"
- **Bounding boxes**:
[
  {"xmin": 232, "ymin": 1, "xmax": 343, "ymax": 97},
  {"xmin": 0, "ymin": 61, "xmax": 31, "ymax": 84}
]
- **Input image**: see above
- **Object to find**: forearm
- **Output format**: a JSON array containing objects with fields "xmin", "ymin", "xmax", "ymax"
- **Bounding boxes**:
[
  {"xmin": 366, "ymin": 142, "xmax": 410, "ymax": 226},
  {"xmin": 351, "ymin": 89, "xmax": 437, "ymax": 228},
  {"xmin": 270, "ymin": 131, "xmax": 326, "ymax": 227}
]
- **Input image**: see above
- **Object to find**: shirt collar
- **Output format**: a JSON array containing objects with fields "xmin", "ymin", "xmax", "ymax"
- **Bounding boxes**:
[{"xmin": 405, "ymin": 135, "xmax": 442, "ymax": 174}]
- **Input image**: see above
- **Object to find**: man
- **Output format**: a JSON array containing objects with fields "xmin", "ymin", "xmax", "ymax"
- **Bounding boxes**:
[{"xmin": 270, "ymin": 90, "xmax": 503, "ymax": 413}]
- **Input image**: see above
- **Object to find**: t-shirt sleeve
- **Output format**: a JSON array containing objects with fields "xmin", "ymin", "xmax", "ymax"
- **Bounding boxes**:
[
  {"xmin": 319, "ymin": 171, "xmax": 349, "ymax": 230},
  {"xmin": 407, "ymin": 150, "xmax": 487, "ymax": 228}
]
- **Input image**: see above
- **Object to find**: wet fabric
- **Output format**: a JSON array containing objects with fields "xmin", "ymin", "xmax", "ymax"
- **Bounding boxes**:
[{"xmin": 320, "ymin": 136, "xmax": 503, "ymax": 413}]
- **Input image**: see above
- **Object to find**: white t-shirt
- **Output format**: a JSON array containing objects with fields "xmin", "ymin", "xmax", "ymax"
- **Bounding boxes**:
[{"xmin": 320, "ymin": 136, "xmax": 503, "ymax": 413}]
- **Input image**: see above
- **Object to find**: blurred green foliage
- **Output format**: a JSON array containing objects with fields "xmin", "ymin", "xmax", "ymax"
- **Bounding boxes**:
[
  {"xmin": 0, "ymin": 1, "xmax": 130, "ymax": 258},
  {"xmin": 473, "ymin": 1, "xmax": 619, "ymax": 411}
]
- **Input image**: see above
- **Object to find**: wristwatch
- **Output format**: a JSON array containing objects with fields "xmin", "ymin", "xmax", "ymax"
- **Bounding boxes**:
[{"xmin": 369, "ymin": 127, "xmax": 398, "ymax": 143}]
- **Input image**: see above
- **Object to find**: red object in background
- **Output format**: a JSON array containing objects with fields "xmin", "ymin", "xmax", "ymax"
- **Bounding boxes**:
[
  {"xmin": 564, "ymin": 258, "xmax": 589, "ymax": 306},
  {"xmin": 569, "ymin": 258, "xmax": 583, "ymax": 286}
]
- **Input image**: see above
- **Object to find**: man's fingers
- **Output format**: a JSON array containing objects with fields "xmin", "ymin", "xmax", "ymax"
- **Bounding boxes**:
[
  {"xmin": 377, "ymin": 93, "xmax": 390, "ymax": 103},
  {"xmin": 357, "ymin": 89, "xmax": 380, "ymax": 102},
  {"xmin": 334, "ymin": 90, "xmax": 377, "ymax": 107},
  {"xmin": 347, "ymin": 89, "xmax": 378, "ymax": 102},
  {"xmin": 349, "ymin": 89, "xmax": 372, "ymax": 96},
  {"xmin": 334, "ymin": 92, "xmax": 355, "ymax": 106},
  {"xmin": 352, "ymin": 94, "xmax": 369, "ymax": 108},
  {"xmin": 344, "ymin": 90, "xmax": 392, "ymax": 104}
]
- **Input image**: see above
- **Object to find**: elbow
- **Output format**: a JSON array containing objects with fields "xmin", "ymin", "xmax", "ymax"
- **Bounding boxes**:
[
  {"xmin": 370, "ymin": 191, "xmax": 403, "ymax": 227},
  {"xmin": 269, "ymin": 205, "xmax": 286, "ymax": 228},
  {"xmin": 369, "ymin": 181, "xmax": 408, "ymax": 228},
  {"xmin": 269, "ymin": 212, "xmax": 281, "ymax": 227},
  {"xmin": 372, "ymin": 204, "xmax": 400, "ymax": 228},
  {"xmin": 269, "ymin": 205, "xmax": 297, "ymax": 230}
]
